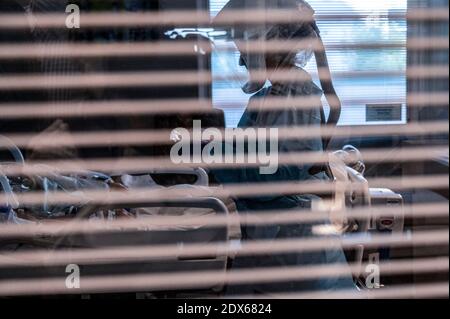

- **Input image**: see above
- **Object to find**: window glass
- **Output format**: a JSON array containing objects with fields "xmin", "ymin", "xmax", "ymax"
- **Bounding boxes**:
[{"xmin": 210, "ymin": 0, "xmax": 408, "ymax": 127}]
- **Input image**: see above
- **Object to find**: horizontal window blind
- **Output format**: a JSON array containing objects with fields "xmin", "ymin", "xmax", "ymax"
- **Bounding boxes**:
[{"xmin": 0, "ymin": 0, "xmax": 448, "ymax": 300}]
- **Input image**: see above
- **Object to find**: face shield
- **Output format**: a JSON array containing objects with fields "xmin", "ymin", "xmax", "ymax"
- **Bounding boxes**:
[
  {"xmin": 237, "ymin": 26, "xmax": 269, "ymax": 94},
  {"xmin": 213, "ymin": 0, "xmax": 274, "ymax": 94},
  {"xmin": 211, "ymin": 39, "xmax": 253, "ymax": 94}
]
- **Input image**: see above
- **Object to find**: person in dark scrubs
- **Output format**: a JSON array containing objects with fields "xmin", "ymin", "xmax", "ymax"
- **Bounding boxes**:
[{"xmin": 212, "ymin": 0, "xmax": 355, "ymax": 294}]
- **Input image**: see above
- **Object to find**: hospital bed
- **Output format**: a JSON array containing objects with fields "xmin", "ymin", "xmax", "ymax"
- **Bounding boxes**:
[{"xmin": 0, "ymin": 138, "xmax": 237, "ymax": 295}]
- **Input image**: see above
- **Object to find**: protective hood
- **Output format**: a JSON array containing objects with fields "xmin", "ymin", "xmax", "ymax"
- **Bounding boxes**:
[{"xmin": 214, "ymin": 0, "xmax": 316, "ymax": 94}]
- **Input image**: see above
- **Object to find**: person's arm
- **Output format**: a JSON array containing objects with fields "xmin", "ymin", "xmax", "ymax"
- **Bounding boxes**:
[{"xmin": 314, "ymin": 35, "xmax": 342, "ymax": 126}]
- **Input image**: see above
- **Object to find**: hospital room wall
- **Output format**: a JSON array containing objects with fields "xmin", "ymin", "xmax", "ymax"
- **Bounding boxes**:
[{"xmin": 408, "ymin": 0, "xmax": 449, "ymax": 125}]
